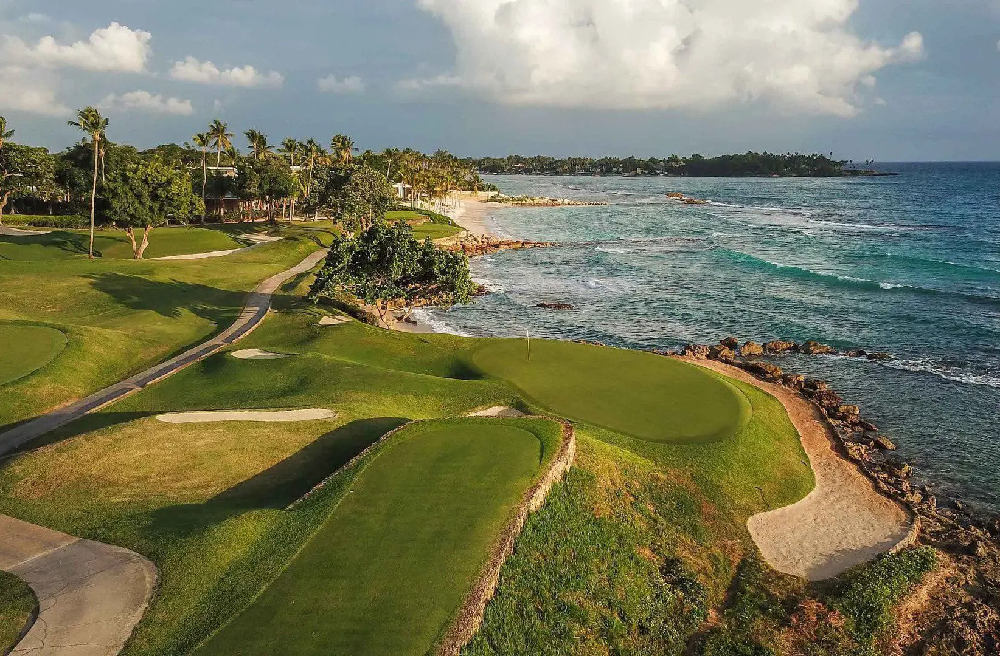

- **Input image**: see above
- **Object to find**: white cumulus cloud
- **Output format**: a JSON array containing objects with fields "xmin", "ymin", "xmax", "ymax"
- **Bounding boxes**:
[
  {"xmin": 98, "ymin": 90, "xmax": 194, "ymax": 115},
  {"xmin": 411, "ymin": 0, "xmax": 925, "ymax": 116},
  {"xmin": 169, "ymin": 56, "xmax": 284, "ymax": 88},
  {"xmin": 0, "ymin": 66, "xmax": 69, "ymax": 116},
  {"xmin": 1, "ymin": 22, "xmax": 151, "ymax": 72},
  {"xmin": 317, "ymin": 74, "xmax": 366, "ymax": 94}
]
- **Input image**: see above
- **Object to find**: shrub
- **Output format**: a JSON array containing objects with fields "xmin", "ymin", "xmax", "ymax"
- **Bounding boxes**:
[{"xmin": 2, "ymin": 214, "xmax": 88, "ymax": 228}]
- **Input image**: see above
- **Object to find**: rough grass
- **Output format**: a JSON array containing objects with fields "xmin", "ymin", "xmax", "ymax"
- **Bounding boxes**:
[
  {"xmin": 0, "ymin": 570, "xmax": 34, "ymax": 654},
  {"xmin": 0, "ymin": 227, "xmax": 330, "ymax": 429},
  {"xmin": 0, "ymin": 324, "xmax": 66, "ymax": 385},
  {"xmin": 472, "ymin": 339, "xmax": 751, "ymax": 443},
  {"xmin": 197, "ymin": 418, "xmax": 561, "ymax": 656}
]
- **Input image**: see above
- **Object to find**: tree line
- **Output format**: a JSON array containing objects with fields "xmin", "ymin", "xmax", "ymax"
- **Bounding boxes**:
[
  {"xmin": 0, "ymin": 110, "xmax": 493, "ymax": 259},
  {"xmin": 469, "ymin": 152, "xmax": 854, "ymax": 177}
]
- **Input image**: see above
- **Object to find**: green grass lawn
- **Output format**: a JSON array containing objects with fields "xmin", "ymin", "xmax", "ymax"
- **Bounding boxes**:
[
  {"xmin": 472, "ymin": 339, "xmax": 750, "ymax": 443},
  {"xmin": 0, "ymin": 570, "xmax": 34, "ymax": 654},
  {"xmin": 0, "ymin": 225, "xmax": 332, "ymax": 430},
  {"xmin": 0, "ymin": 324, "xmax": 67, "ymax": 386},
  {"xmin": 0, "ymin": 226, "xmax": 245, "ymax": 261},
  {"xmin": 386, "ymin": 209, "xmax": 463, "ymax": 240},
  {"xmin": 197, "ymin": 418, "xmax": 561, "ymax": 656}
]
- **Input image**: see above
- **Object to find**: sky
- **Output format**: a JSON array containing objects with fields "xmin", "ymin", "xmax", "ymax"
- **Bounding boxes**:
[{"xmin": 1, "ymin": 0, "xmax": 998, "ymax": 161}]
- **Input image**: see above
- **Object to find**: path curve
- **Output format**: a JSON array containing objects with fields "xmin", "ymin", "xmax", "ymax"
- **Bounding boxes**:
[
  {"xmin": 682, "ymin": 357, "xmax": 913, "ymax": 580},
  {"xmin": 0, "ymin": 226, "xmax": 53, "ymax": 236},
  {"xmin": 152, "ymin": 235, "xmax": 283, "ymax": 260},
  {"xmin": 0, "ymin": 248, "xmax": 328, "ymax": 455},
  {"xmin": 0, "ymin": 514, "xmax": 157, "ymax": 656}
]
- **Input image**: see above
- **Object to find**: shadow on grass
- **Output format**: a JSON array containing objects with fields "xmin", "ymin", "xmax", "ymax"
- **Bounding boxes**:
[
  {"xmin": 0, "ymin": 230, "xmax": 104, "ymax": 257},
  {"xmin": 145, "ymin": 417, "xmax": 408, "ymax": 537},
  {"xmin": 1, "ymin": 412, "xmax": 157, "ymax": 456}
]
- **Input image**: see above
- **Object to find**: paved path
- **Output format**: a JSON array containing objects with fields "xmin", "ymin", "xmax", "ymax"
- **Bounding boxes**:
[
  {"xmin": 0, "ymin": 515, "xmax": 157, "ymax": 656},
  {"xmin": 0, "ymin": 249, "xmax": 328, "ymax": 455}
]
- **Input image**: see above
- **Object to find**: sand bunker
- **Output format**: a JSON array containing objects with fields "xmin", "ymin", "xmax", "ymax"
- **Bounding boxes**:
[
  {"xmin": 467, "ymin": 406, "xmax": 527, "ymax": 418},
  {"xmin": 684, "ymin": 358, "xmax": 913, "ymax": 581},
  {"xmin": 230, "ymin": 349, "xmax": 290, "ymax": 360},
  {"xmin": 0, "ymin": 226, "xmax": 53, "ymax": 236},
  {"xmin": 318, "ymin": 315, "xmax": 351, "ymax": 326},
  {"xmin": 156, "ymin": 409, "xmax": 336, "ymax": 423},
  {"xmin": 155, "ymin": 235, "xmax": 283, "ymax": 260}
]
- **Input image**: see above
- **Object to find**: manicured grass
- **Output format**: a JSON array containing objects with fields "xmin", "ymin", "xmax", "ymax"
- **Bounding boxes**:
[
  {"xmin": 0, "ymin": 228, "xmax": 329, "ymax": 430},
  {"xmin": 472, "ymin": 339, "xmax": 751, "ymax": 443},
  {"xmin": 0, "ymin": 324, "xmax": 67, "ymax": 385},
  {"xmin": 0, "ymin": 570, "xmax": 34, "ymax": 654},
  {"xmin": 198, "ymin": 418, "xmax": 561, "ymax": 655},
  {"xmin": 386, "ymin": 209, "xmax": 463, "ymax": 240},
  {"xmin": 0, "ymin": 226, "xmax": 245, "ymax": 261},
  {"xmin": 412, "ymin": 222, "xmax": 463, "ymax": 240}
]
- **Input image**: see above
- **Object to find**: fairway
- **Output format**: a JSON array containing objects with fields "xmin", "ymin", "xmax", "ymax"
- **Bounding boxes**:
[
  {"xmin": 0, "ymin": 227, "xmax": 244, "ymax": 260},
  {"xmin": 472, "ymin": 339, "xmax": 750, "ymax": 443},
  {"xmin": 0, "ymin": 324, "xmax": 67, "ymax": 385},
  {"xmin": 197, "ymin": 418, "xmax": 559, "ymax": 656}
]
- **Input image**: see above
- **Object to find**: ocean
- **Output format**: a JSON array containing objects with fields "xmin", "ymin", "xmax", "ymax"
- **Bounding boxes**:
[{"xmin": 418, "ymin": 164, "xmax": 1000, "ymax": 512}]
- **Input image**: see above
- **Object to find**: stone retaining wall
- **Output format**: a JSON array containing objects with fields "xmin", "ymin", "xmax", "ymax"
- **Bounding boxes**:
[{"xmin": 437, "ymin": 418, "xmax": 577, "ymax": 656}]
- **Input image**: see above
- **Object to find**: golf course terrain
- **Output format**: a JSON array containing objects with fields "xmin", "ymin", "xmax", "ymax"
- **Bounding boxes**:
[
  {"xmin": 0, "ymin": 570, "xmax": 34, "ymax": 654},
  {"xmin": 0, "ymin": 228, "xmax": 937, "ymax": 655}
]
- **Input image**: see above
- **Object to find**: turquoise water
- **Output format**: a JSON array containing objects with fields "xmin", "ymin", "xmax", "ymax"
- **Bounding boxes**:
[{"xmin": 421, "ymin": 165, "xmax": 1000, "ymax": 511}]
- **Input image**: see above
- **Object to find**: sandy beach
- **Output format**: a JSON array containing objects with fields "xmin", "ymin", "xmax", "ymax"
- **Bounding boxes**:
[{"xmin": 444, "ymin": 190, "xmax": 500, "ymax": 237}]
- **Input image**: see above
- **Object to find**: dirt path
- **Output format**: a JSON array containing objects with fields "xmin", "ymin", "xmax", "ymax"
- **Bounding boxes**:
[
  {"xmin": 682, "ymin": 357, "xmax": 914, "ymax": 580},
  {"xmin": 0, "ymin": 515, "xmax": 156, "ymax": 656},
  {"xmin": 0, "ymin": 249, "xmax": 328, "ymax": 455}
]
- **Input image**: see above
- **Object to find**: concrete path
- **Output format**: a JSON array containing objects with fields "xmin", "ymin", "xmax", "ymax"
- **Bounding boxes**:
[
  {"xmin": 0, "ymin": 515, "xmax": 157, "ymax": 656},
  {"xmin": 0, "ymin": 249, "xmax": 328, "ymax": 455}
]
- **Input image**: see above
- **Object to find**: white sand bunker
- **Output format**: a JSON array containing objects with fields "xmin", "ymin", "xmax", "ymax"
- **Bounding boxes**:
[
  {"xmin": 467, "ymin": 406, "xmax": 527, "ymax": 418},
  {"xmin": 230, "ymin": 349, "xmax": 290, "ymax": 360},
  {"xmin": 243, "ymin": 234, "xmax": 282, "ymax": 244},
  {"xmin": 685, "ymin": 358, "xmax": 913, "ymax": 581},
  {"xmin": 156, "ymin": 409, "xmax": 336, "ymax": 423},
  {"xmin": 318, "ymin": 315, "xmax": 351, "ymax": 326}
]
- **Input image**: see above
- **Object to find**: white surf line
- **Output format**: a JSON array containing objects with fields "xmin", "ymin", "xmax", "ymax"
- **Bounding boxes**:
[
  {"xmin": 156, "ymin": 409, "xmax": 336, "ymax": 423},
  {"xmin": 681, "ymin": 357, "xmax": 914, "ymax": 581},
  {"xmin": 229, "ymin": 349, "xmax": 290, "ymax": 360},
  {"xmin": 0, "ymin": 514, "xmax": 157, "ymax": 656}
]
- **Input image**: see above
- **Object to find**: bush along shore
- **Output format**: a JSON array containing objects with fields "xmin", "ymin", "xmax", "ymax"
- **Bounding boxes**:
[{"xmin": 671, "ymin": 337, "xmax": 1000, "ymax": 653}]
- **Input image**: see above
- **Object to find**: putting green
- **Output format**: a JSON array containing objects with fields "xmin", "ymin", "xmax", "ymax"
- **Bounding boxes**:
[
  {"xmin": 197, "ymin": 418, "xmax": 560, "ymax": 656},
  {"xmin": 0, "ymin": 324, "xmax": 67, "ymax": 385},
  {"xmin": 472, "ymin": 339, "xmax": 750, "ymax": 444}
]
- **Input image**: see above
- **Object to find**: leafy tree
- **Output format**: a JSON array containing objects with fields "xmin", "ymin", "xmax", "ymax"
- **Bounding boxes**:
[
  {"xmin": 245, "ymin": 128, "xmax": 271, "ymax": 161},
  {"xmin": 340, "ymin": 165, "xmax": 394, "ymax": 233},
  {"xmin": 309, "ymin": 221, "xmax": 476, "ymax": 325},
  {"xmin": 208, "ymin": 119, "xmax": 233, "ymax": 166},
  {"xmin": 101, "ymin": 148, "xmax": 203, "ymax": 258},
  {"xmin": 67, "ymin": 106, "xmax": 109, "ymax": 259},
  {"xmin": 235, "ymin": 156, "xmax": 294, "ymax": 222},
  {"xmin": 330, "ymin": 134, "xmax": 356, "ymax": 167}
]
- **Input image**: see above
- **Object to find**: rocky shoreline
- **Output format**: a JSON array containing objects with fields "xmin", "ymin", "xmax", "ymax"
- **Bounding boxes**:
[
  {"xmin": 673, "ymin": 337, "xmax": 1000, "ymax": 652},
  {"xmin": 439, "ymin": 232, "xmax": 557, "ymax": 257},
  {"xmin": 484, "ymin": 194, "xmax": 607, "ymax": 207}
]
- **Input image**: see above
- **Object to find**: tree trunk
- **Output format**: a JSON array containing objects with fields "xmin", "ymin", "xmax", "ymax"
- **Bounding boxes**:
[
  {"xmin": 89, "ymin": 137, "xmax": 99, "ymax": 259},
  {"xmin": 137, "ymin": 225, "xmax": 151, "ymax": 259},
  {"xmin": 0, "ymin": 190, "xmax": 9, "ymax": 226},
  {"xmin": 201, "ymin": 151, "xmax": 207, "ymax": 223}
]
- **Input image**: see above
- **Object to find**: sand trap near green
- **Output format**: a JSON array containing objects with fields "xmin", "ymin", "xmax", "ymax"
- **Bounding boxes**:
[
  {"xmin": 197, "ymin": 418, "xmax": 560, "ymax": 656},
  {"xmin": 0, "ymin": 324, "xmax": 67, "ymax": 386},
  {"xmin": 472, "ymin": 339, "xmax": 750, "ymax": 444}
]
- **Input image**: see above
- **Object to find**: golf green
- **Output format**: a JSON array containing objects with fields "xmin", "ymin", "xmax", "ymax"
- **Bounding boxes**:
[
  {"xmin": 0, "ymin": 324, "xmax": 67, "ymax": 385},
  {"xmin": 471, "ymin": 339, "xmax": 750, "ymax": 443},
  {"xmin": 196, "ymin": 418, "xmax": 559, "ymax": 656}
]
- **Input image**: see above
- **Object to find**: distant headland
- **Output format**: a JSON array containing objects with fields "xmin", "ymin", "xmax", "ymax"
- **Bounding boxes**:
[{"xmin": 469, "ymin": 152, "xmax": 897, "ymax": 178}]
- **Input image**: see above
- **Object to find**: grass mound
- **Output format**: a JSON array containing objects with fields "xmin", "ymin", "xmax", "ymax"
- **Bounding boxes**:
[
  {"xmin": 196, "ymin": 417, "xmax": 562, "ymax": 656},
  {"xmin": 472, "ymin": 339, "xmax": 750, "ymax": 443},
  {"xmin": 0, "ymin": 570, "xmax": 35, "ymax": 654},
  {"xmin": 0, "ymin": 324, "xmax": 66, "ymax": 385},
  {"xmin": 0, "ymin": 226, "xmax": 245, "ymax": 261}
]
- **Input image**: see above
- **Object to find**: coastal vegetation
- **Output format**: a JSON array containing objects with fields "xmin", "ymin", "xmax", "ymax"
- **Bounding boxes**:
[{"xmin": 470, "ymin": 152, "xmax": 862, "ymax": 177}]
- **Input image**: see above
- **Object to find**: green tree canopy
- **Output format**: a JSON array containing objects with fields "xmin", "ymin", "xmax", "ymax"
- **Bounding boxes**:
[{"xmin": 309, "ymin": 221, "xmax": 476, "ymax": 325}]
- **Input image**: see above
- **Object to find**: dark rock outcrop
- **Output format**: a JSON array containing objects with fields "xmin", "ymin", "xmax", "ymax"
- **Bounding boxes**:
[
  {"xmin": 800, "ymin": 340, "xmax": 836, "ymax": 355},
  {"xmin": 708, "ymin": 345, "xmax": 736, "ymax": 362},
  {"xmin": 764, "ymin": 340, "xmax": 798, "ymax": 354},
  {"xmin": 683, "ymin": 344, "xmax": 710, "ymax": 359},
  {"xmin": 720, "ymin": 336, "xmax": 739, "ymax": 350},
  {"xmin": 740, "ymin": 341, "xmax": 764, "ymax": 357},
  {"xmin": 536, "ymin": 302, "xmax": 574, "ymax": 310}
]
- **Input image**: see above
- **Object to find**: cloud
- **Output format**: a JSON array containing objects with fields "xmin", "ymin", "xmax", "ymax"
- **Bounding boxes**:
[
  {"xmin": 169, "ymin": 56, "xmax": 283, "ymax": 88},
  {"xmin": 98, "ymin": 90, "xmax": 194, "ymax": 115},
  {"xmin": 317, "ymin": 74, "xmax": 366, "ymax": 94},
  {"xmin": 1, "ymin": 22, "xmax": 151, "ymax": 72},
  {"xmin": 411, "ymin": 0, "xmax": 925, "ymax": 116},
  {"xmin": 0, "ymin": 66, "xmax": 69, "ymax": 116}
]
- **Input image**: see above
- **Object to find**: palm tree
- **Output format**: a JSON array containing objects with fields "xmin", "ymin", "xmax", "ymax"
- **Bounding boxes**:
[
  {"xmin": 208, "ymin": 119, "xmax": 233, "ymax": 166},
  {"xmin": 330, "ymin": 134, "xmax": 356, "ymax": 167},
  {"xmin": 245, "ymin": 129, "xmax": 270, "ymax": 161},
  {"xmin": 279, "ymin": 138, "xmax": 301, "ymax": 167},
  {"xmin": 0, "ymin": 116, "xmax": 14, "ymax": 226},
  {"xmin": 68, "ymin": 107, "xmax": 109, "ymax": 259},
  {"xmin": 192, "ymin": 132, "xmax": 210, "ymax": 220}
]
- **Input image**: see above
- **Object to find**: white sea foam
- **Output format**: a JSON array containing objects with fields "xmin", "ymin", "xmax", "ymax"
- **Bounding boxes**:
[{"xmin": 882, "ymin": 358, "xmax": 1000, "ymax": 389}]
